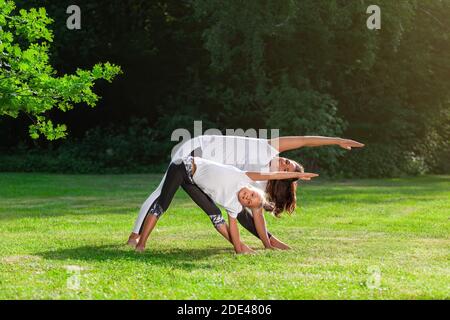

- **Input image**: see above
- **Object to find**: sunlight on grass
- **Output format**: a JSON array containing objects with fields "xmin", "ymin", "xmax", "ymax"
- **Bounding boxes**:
[{"xmin": 0, "ymin": 174, "xmax": 449, "ymax": 299}]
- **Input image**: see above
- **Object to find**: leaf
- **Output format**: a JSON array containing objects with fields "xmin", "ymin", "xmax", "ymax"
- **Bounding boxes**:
[{"xmin": 0, "ymin": 0, "xmax": 121, "ymax": 140}]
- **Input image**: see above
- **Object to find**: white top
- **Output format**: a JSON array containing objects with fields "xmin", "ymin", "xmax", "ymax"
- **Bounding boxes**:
[
  {"xmin": 192, "ymin": 157, "xmax": 254, "ymax": 218},
  {"xmin": 133, "ymin": 135, "xmax": 279, "ymax": 233},
  {"xmin": 172, "ymin": 135, "xmax": 279, "ymax": 172}
]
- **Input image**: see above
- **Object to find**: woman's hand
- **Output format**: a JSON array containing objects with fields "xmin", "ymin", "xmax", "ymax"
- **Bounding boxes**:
[
  {"xmin": 296, "ymin": 172, "xmax": 319, "ymax": 181},
  {"xmin": 240, "ymin": 243, "xmax": 256, "ymax": 254},
  {"xmin": 337, "ymin": 138, "xmax": 365, "ymax": 150}
]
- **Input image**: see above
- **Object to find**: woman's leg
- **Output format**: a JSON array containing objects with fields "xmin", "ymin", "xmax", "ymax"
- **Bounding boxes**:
[
  {"xmin": 135, "ymin": 161, "xmax": 190, "ymax": 251},
  {"xmin": 236, "ymin": 210, "xmax": 290, "ymax": 249},
  {"xmin": 237, "ymin": 209, "xmax": 272, "ymax": 239},
  {"xmin": 135, "ymin": 214, "xmax": 158, "ymax": 252},
  {"xmin": 128, "ymin": 171, "xmax": 169, "ymax": 245}
]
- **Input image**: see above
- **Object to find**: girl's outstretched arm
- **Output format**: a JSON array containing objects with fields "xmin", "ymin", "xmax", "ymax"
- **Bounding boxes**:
[
  {"xmin": 269, "ymin": 136, "xmax": 364, "ymax": 153},
  {"xmin": 246, "ymin": 171, "xmax": 318, "ymax": 182},
  {"xmin": 251, "ymin": 208, "xmax": 273, "ymax": 249}
]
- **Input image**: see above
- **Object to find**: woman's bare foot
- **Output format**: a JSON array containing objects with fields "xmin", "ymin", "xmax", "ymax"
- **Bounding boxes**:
[
  {"xmin": 127, "ymin": 238, "xmax": 139, "ymax": 248},
  {"xmin": 241, "ymin": 243, "xmax": 256, "ymax": 254},
  {"xmin": 269, "ymin": 236, "xmax": 291, "ymax": 250},
  {"xmin": 127, "ymin": 233, "xmax": 140, "ymax": 248},
  {"xmin": 135, "ymin": 244, "xmax": 146, "ymax": 253}
]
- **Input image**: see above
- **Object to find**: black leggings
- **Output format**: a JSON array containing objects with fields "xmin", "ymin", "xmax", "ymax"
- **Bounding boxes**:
[
  {"xmin": 141, "ymin": 160, "xmax": 272, "ymax": 240},
  {"xmin": 237, "ymin": 208, "xmax": 273, "ymax": 239}
]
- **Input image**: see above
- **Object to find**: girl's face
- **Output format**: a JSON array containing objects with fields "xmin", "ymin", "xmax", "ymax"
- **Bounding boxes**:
[{"xmin": 238, "ymin": 187, "xmax": 262, "ymax": 209}]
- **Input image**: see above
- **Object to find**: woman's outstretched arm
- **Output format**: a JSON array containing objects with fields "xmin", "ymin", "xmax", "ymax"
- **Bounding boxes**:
[
  {"xmin": 269, "ymin": 136, "xmax": 364, "ymax": 153},
  {"xmin": 246, "ymin": 171, "xmax": 318, "ymax": 181}
]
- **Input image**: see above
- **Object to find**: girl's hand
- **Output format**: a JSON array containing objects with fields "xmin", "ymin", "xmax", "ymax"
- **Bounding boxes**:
[{"xmin": 296, "ymin": 172, "xmax": 319, "ymax": 181}]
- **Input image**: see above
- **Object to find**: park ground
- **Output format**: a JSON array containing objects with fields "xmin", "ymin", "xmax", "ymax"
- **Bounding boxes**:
[{"xmin": 0, "ymin": 173, "xmax": 449, "ymax": 299}]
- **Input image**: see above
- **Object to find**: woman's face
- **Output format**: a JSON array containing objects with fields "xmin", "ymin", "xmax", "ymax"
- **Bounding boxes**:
[
  {"xmin": 274, "ymin": 157, "xmax": 297, "ymax": 172},
  {"xmin": 238, "ymin": 187, "xmax": 262, "ymax": 208}
]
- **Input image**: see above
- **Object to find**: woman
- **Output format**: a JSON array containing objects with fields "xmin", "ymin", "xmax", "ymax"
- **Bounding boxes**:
[
  {"xmin": 129, "ymin": 134, "xmax": 364, "ymax": 248},
  {"xmin": 135, "ymin": 155, "xmax": 318, "ymax": 253}
]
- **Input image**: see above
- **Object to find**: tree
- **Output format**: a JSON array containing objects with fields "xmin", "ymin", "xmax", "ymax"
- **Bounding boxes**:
[
  {"xmin": 191, "ymin": 0, "xmax": 450, "ymax": 176},
  {"xmin": 0, "ymin": 0, "xmax": 121, "ymax": 140},
  {"xmin": 191, "ymin": 0, "xmax": 347, "ymax": 172}
]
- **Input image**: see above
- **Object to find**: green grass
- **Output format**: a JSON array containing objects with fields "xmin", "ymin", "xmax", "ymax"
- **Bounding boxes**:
[{"xmin": 0, "ymin": 173, "xmax": 449, "ymax": 299}]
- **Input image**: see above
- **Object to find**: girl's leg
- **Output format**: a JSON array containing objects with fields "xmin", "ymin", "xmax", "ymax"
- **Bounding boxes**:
[
  {"xmin": 135, "ymin": 161, "xmax": 190, "ymax": 251},
  {"xmin": 181, "ymin": 183, "xmax": 251, "ymax": 249},
  {"xmin": 181, "ymin": 183, "xmax": 230, "ymax": 241}
]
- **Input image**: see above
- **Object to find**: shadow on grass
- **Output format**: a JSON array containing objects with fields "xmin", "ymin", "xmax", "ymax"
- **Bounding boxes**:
[
  {"xmin": 0, "ymin": 206, "xmax": 135, "ymax": 221},
  {"xmin": 36, "ymin": 244, "xmax": 232, "ymax": 270},
  {"xmin": 3, "ymin": 176, "xmax": 448, "ymax": 220}
]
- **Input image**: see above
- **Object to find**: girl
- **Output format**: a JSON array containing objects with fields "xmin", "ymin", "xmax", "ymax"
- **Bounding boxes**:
[{"xmin": 135, "ymin": 156, "xmax": 318, "ymax": 253}]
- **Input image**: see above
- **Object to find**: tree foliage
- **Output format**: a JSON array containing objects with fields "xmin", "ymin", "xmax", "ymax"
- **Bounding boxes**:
[
  {"xmin": 0, "ymin": 0, "xmax": 121, "ymax": 139},
  {"xmin": 191, "ymin": 0, "xmax": 450, "ymax": 176},
  {"xmin": 0, "ymin": 0, "xmax": 449, "ymax": 177}
]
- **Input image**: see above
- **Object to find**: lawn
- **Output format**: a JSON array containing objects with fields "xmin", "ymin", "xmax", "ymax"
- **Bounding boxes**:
[{"xmin": 0, "ymin": 173, "xmax": 449, "ymax": 299}]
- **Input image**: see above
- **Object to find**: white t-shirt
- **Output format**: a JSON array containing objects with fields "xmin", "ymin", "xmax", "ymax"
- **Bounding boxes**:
[
  {"xmin": 172, "ymin": 135, "xmax": 279, "ymax": 172},
  {"xmin": 192, "ymin": 157, "xmax": 254, "ymax": 218},
  {"xmin": 133, "ymin": 135, "xmax": 278, "ymax": 233},
  {"xmin": 175, "ymin": 134, "xmax": 276, "ymax": 193}
]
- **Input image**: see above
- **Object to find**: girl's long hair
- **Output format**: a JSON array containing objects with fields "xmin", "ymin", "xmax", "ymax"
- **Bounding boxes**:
[
  {"xmin": 265, "ymin": 160, "xmax": 304, "ymax": 217},
  {"xmin": 247, "ymin": 186, "xmax": 275, "ymax": 212}
]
